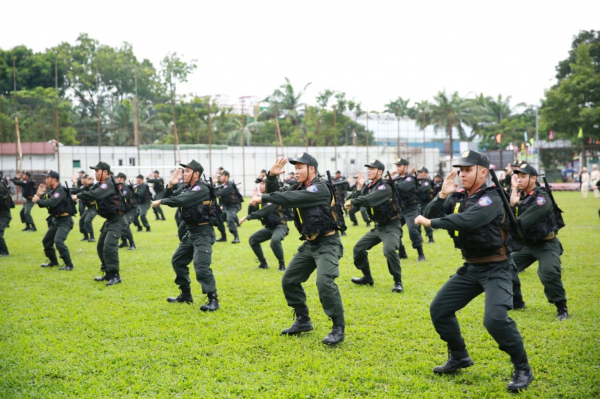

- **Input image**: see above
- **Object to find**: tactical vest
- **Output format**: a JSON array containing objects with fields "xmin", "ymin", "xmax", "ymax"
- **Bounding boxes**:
[
  {"xmin": 394, "ymin": 174, "xmax": 419, "ymax": 207},
  {"xmin": 417, "ymin": 178, "xmax": 434, "ymax": 204},
  {"xmin": 44, "ymin": 186, "xmax": 72, "ymax": 217},
  {"xmin": 19, "ymin": 179, "xmax": 36, "ymax": 198},
  {"xmin": 119, "ymin": 184, "xmax": 137, "ymax": 212},
  {"xmin": 220, "ymin": 181, "xmax": 241, "ymax": 206},
  {"xmin": 0, "ymin": 185, "xmax": 15, "ymax": 209},
  {"xmin": 96, "ymin": 182, "xmax": 124, "ymax": 218},
  {"xmin": 259, "ymin": 203, "xmax": 289, "ymax": 228},
  {"xmin": 153, "ymin": 178, "xmax": 165, "ymax": 192},
  {"xmin": 181, "ymin": 181, "xmax": 219, "ymax": 227},
  {"xmin": 445, "ymin": 186, "xmax": 511, "ymax": 262},
  {"xmin": 292, "ymin": 180, "xmax": 345, "ymax": 240},
  {"xmin": 364, "ymin": 179, "xmax": 399, "ymax": 225},
  {"xmin": 515, "ymin": 187, "xmax": 556, "ymax": 244},
  {"xmin": 135, "ymin": 184, "xmax": 153, "ymax": 203}
]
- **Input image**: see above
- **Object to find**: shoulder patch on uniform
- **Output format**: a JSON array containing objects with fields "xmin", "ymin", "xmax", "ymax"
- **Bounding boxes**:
[
  {"xmin": 306, "ymin": 185, "xmax": 318, "ymax": 192},
  {"xmin": 405, "ymin": 177, "xmax": 412, "ymax": 182},
  {"xmin": 223, "ymin": 184, "xmax": 228, "ymax": 188},
  {"xmin": 53, "ymin": 192, "xmax": 61, "ymax": 198},
  {"xmin": 536, "ymin": 196, "xmax": 546, "ymax": 206},
  {"xmin": 122, "ymin": 189, "xmax": 127, "ymax": 194},
  {"xmin": 478, "ymin": 196, "xmax": 492, "ymax": 206},
  {"xmin": 266, "ymin": 202, "xmax": 272, "ymax": 206},
  {"xmin": 377, "ymin": 185, "xmax": 386, "ymax": 190},
  {"xmin": 23, "ymin": 180, "xmax": 28, "ymax": 183},
  {"xmin": 423, "ymin": 182, "xmax": 429, "ymax": 186},
  {"xmin": 192, "ymin": 186, "xmax": 201, "ymax": 191},
  {"xmin": 100, "ymin": 183, "xmax": 108, "ymax": 189}
]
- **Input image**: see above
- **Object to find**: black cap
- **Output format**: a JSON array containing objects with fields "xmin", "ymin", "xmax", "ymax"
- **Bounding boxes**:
[
  {"xmin": 180, "ymin": 160, "xmax": 204, "ymax": 175},
  {"xmin": 364, "ymin": 159, "xmax": 385, "ymax": 170},
  {"xmin": 90, "ymin": 162, "xmax": 111, "ymax": 172},
  {"xmin": 24, "ymin": 171, "xmax": 32, "ymax": 177},
  {"xmin": 78, "ymin": 170, "xmax": 86, "ymax": 174},
  {"xmin": 136, "ymin": 174, "xmax": 144, "ymax": 179},
  {"xmin": 221, "ymin": 170, "xmax": 230, "ymax": 176},
  {"xmin": 513, "ymin": 163, "xmax": 538, "ymax": 176},
  {"xmin": 261, "ymin": 169, "xmax": 267, "ymax": 173},
  {"xmin": 289, "ymin": 152, "xmax": 318, "ymax": 168},
  {"xmin": 511, "ymin": 160, "xmax": 523, "ymax": 167},
  {"xmin": 335, "ymin": 170, "xmax": 341, "ymax": 174},
  {"xmin": 153, "ymin": 170, "xmax": 160, "ymax": 174},
  {"xmin": 394, "ymin": 157, "xmax": 409, "ymax": 166},
  {"xmin": 353, "ymin": 175, "xmax": 358, "ymax": 179},
  {"xmin": 453, "ymin": 150, "xmax": 490, "ymax": 169},
  {"xmin": 289, "ymin": 171, "xmax": 295, "ymax": 175},
  {"xmin": 116, "ymin": 172, "xmax": 127, "ymax": 179},
  {"xmin": 417, "ymin": 166, "xmax": 428, "ymax": 173},
  {"xmin": 44, "ymin": 170, "xmax": 60, "ymax": 179},
  {"xmin": 254, "ymin": 178, "xmax": 263, "ymax": 184}
]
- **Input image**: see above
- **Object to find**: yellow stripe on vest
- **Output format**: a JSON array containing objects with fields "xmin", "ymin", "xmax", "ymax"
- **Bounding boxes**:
[{"xmin": 453, "ymin": 202, "xmax": 461, "ymax": 237}]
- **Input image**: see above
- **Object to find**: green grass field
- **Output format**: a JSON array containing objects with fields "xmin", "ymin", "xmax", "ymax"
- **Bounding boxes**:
[{"xmin": 1, "ymin": 192, "xmax": 599, "ymax": 398}]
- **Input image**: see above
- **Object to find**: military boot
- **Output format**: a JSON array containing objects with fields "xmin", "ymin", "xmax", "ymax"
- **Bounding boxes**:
[
  {"xmin": 513, "ymin": 295, "xmax": 527, "ymax": 310},
  {"xmin": 106, "ymin": 272, "xmax": 122, "ymax": 286},
  {"xmin": 392, "ymin": 281, "xmax": 404, "ymax": 293},
  {"xmin": 351, "ymin": 266, "xmax": 374, "ymax": 286},
  {"xmin": 58, "ymin": 257, "xmax": 74, "ymax": 271},
  {"xmin": 118, "ymin": 240, "xmax": 128, "ymax": 248},
  {"xmin": 433, "ymin": 341, "xmax": 474, "ymax": 374},
  {"xmin": 200, "ymin": 292, "xmax": 219, "ymax": 312},
  {"xmin": 258, "ymin": 259, "xmax": 269, "ymax": 269},
  {"xmin": 216, "ymin": 235, "xmax": 227, "ymax": 242},
  {"xmin": 80, "ymin": 234, "xmax": 89, "ymax": 241},
  {"xmin": 94, "ymin": 273, "xmax": 109, "ymax": 282},
  {"xmin": 322, "ymin": 315, "xmax": 345, "ymax": 346},
  {"xmin": 232, "ymin": 235, "xmax": 240, "ymax": 244},
  {"xmin": 507, "ymin": 361, "xmax": 533, "ymax": 392},
  {"xmin": 136, "ymin": 226, "xmax": 143, "ymax": 232},
  {"xmin": 41, "ymin": 256, "xmax": 59, "ymax": 268},
  {"xmin": 281, "ymin": 307, "xmax": 313, "ymax": 335},
  {"xmin": 167, "ymin": 287, "xmax": 193, "ymax": 303},
  {"xmin": 556, "ymin": 302, "xmax": 569, "ymax": 321},
  {"xmin": 416, "ymin": 246, "xmax": 426, "ymax": 261},
  {"xmin": 29, "ymin": 224, "xmax": 37, "ymax": 232},
  {"xmin": 278, "ymin": 260, "xmax": 286, "ymax": 272},
  {"xmin": 399, "ymin": 245, "xmax": 408, "ymax": 259},
  {"xmin": 22, "ymin": 224, "xmax": 31, "ymax": 231}
]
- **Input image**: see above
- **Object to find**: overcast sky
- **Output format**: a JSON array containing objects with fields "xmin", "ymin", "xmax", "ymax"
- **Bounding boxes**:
[{"xmin": 2, "ymin": 0, "xmax": 598, "ymax": 111}]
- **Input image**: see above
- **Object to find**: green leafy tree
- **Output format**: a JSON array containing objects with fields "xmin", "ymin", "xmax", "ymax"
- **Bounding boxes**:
[
  {"xmin": 262, "ymin": 78, "xmax": 311, "ymax": 125},
  {"xmin": 427, "ymin": 90, "xmax": 478, "ymax": 155}
]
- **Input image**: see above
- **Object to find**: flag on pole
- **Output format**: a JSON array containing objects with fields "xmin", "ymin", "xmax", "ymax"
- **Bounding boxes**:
[
  {"xmin": 496, "ymin": 133, "xmax": 501, "ymax": 144},
  {"xmin": 521, "ymin": 142, "xmax": 525, "ymax": 152},
  {"xmin": 589, "ymin": 138, "xmax": 592, "ymax": 144},
  {"xmin": 549, "ymin": 130, "xmax": 554, "ymax": 140},
  {"xmin": 529, "ymin": 138, "xmax": 535, "ymax": 147},
  {"xmin": 524, "ymin": 131, "xmax": 528, "ymax": 141},
  {"xmin": 578, "ymin": 128, "xmax": 583, "ymax": 138}
]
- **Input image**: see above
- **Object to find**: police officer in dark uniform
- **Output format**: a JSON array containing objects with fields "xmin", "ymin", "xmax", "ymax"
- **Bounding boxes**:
[
  {"xmin": 78, "ymin": 162, "xmax": 126, "ymax": 286},
  {"xmin": 75, "ymin": 170, "xmax": 86, "ymax": 215},
  {"xmin": 416, "ymin": 166, "xmax": 435, "ymax": 244},
  {"xmin": 432, "ymin": 174, "xmax": 443, "ymax": 197},
  {"xmin": 392, "ymin": 158, "xmax": 426, "ymax": 261},
  {"xmin": 509, "ymin": 163, "xmax": 568, "ymax": 320},
  {"xmin": 0, "ymin": 172, "xmax": 15, "ymax": 257},
  {"xmin": 147, "ymin": 170, "xmax": 166, "ymax": 221},
  {"xmin": 346, "ymin": 160, "xmax": 403, "ymax": 292},
  {"xmin": 10, "ymin": 172, "xmax": 37, "ymax": 232},
  {"xmin": 155, "ymin": 160, "xmax": 220, "ymax": 312},
  {"xmin": 115, "ymin": 173, "xmax": 137, "ymax": 250},
  {"xmin": 215, "ymin": 171, "xmax": 242, "ymax": 243},
  {"xmin": 240, "ymin": 177, "xmax": 289, "ymax": 272},
  {"xmin": 347, "ymin": 174, "xmax": 371, "ymax": 227},
  {"xmin": 251, "ymin": 153, "xmax": 346, "ymax": 346},
  {"xmin": 134, "ymin": 174, "xmax": 152, "ymax": 232},
  {"xmin": 417, "ymin": 150, "xmax": 533, "ymax": 392},
  {"xmin": 71, "ymin": 174, "xmax": 97, "ymax": 242},
  {"xmin": 33, "ymin": 170, "xmax": 75, "ymax": 270}
]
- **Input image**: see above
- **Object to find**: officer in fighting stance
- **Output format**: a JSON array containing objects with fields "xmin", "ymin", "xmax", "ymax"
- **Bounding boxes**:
[
  {"xmin": 115, "ymin": 173, "xmax": 137, "ymax": 250},
  {"xmin": 154, "ymin": 160, "xmax": 220, "ymax": 312},
  {"xmin": 251, "ymin": 154, "xmax": 346, "ymax": 346},
  {"xmin": 10, "ymin": 172, "xmax": 37, "ymax": 232},
  {"xmin": 416, "ymin": 150, "xmax": 532, "ymax": 392},
  {"xmin": 393, "ymin": 158, "xmax": 426, "ymax": 261},
  {"xmin": 77, "ymin": 162, "xmax": 126, "ymax": 286},
  {"xmin": 0, "ymin": 172, "xmax": 14, "ymax": 257},
  {"xmin": 510, "ymin": 163, "xmax": 568, "ymax": 320},
  {"xmin": 215, "ymin": 171, "xmax": 242, "ymax": 244},
  {"xmin": 346, "ymin": 160, "xmax": 403, "ymax": 293},
  {"xmin": 33, "ymin": 171, "xmax": 75, "ymax": 270},
  {"xmin": 240, "ymin": 177, "xmax": 289, "ymax": 272}
]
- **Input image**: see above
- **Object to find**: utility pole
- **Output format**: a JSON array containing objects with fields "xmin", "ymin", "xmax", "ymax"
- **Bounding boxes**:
[
  {"xmin": 304, "ymin": 104, "xmax": 308, "ymax": 152},
  {"xmin": 55, "ymin": 57, "xmax": 60, "ymax": 175},
  {"xmin": 397, "ymin": 109, "xmax": 400, "ymax": 158},
  {"xmin": 171, "ymin": 81, "xmax": 180, "ymax": 165},
  {"xmin": 96, "ymin": 65, "xmax": 101, "ymax": 160},
  {"xmin": 134, "ymin": 70, "xmax": 141, "ymax": 174},
  {"xmin": 12, "ymin": 58, "xmax": 23, "ymax": 170},
  {"xmin": 422, "ymin": 107, "xmax": 426, "ymax": 167},
  {"xmin": 273, "ymin": 105, "xmax": 284, "ymax": 157},
  {"xmin": 207, "ymin": 100, "xmax": 212, "ymax": 174},
  {"xmin": 241, "ymin": 102, "xmax": 246, "ymax": 191},
  {"xmin": 333, "ymin": 105, "xmax": 338, "ymax": 171},
  {"xmin": 366, "ymin": 109, "xmax": 369, "ymax": 161}
]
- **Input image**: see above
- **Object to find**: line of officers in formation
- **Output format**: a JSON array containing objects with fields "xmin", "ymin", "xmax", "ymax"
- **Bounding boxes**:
[{"xmin": 0, "ymin": 150, "xmax": 569, "ymax": 392}]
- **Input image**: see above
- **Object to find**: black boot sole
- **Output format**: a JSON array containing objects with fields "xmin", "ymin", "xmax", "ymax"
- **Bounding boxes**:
[
  {"xmin": 351, "ymin": 279, "xmax": 374, "ymax": 286},
  {"xmin": 281, "ymin": 325, "xmax": 314, "ymax": 335},
  {"xmin": 507, "ymin": 373, "xmax": 533, "ymax": 392},
  {"xmin": 433, "ymin": 360, "xmax": 474, "ymax": 374}
]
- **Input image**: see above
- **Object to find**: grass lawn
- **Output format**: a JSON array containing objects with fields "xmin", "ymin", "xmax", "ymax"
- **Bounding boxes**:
[{"xmin": 1, "ymin": 192, "xmax": 599, "ymax": 398}]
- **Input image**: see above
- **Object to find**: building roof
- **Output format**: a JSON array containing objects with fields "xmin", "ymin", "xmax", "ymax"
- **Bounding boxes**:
[{"xmin": 1, "ymin": 142, "xmax": 57, "ymax": 155}]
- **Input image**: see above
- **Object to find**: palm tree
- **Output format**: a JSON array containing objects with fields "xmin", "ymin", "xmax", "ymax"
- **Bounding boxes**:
[
  {"xmin": 262, "ymin": 77, "xmax": 311, "ymax": 125},
  {"xmin": 384, "ymin": 96, "xmax": 411, "ymax": 117},
  {"xmin": 428, "ymin": 90, "xmax": 478, "ymax": 158}
]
